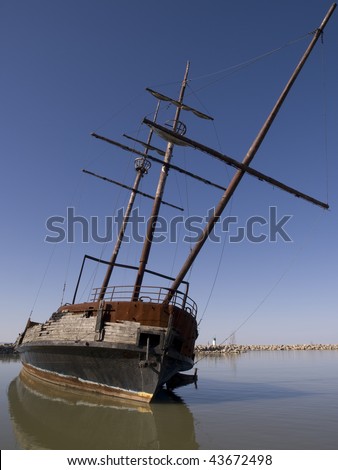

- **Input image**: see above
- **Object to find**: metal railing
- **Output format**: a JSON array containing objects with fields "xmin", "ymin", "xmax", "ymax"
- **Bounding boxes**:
[{"xmin": 90, "ymin": 285, "xmax": 197, "ymax": 318}]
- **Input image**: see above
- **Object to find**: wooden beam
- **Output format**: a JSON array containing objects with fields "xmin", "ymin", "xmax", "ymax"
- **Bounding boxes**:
[{"xmin": 145, "ymin": 120, "xmax": 329, "ymax": 210}]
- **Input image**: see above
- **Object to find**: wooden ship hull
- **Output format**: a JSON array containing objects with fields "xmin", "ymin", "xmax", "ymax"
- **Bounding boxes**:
[{"xmin": 16, "ymin": 287, "xmax": 198, "ymax": 402}]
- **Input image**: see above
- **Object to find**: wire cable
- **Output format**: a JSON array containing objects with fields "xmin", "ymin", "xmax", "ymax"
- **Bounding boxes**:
[{"xmin": 194, "ymin": 208, "xmax": 326, "ymax": 365}]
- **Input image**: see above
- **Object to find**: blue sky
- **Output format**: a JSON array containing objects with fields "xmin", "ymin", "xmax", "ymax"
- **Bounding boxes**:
[{"xmin": 1, "ymin": 0, "xmax": 337, "ymax": 345}]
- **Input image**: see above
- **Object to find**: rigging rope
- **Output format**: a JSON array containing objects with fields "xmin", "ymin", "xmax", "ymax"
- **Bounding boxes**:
[
  {"xmin": 174, "ymin": 93, "xmax": 234, "ymax": 319},
  {"xmin": 168, "ymin": 159, "xmax": 185, "ymax": 281},
  {"xmin": 147, "ymin": 31, "xmax": 312, "ymax": 94},
  {"xmin": 92, "ymin": 93, "xmax": 144, "ymax": 134},
  {"xmin": 189, "ymin": 32, "xmax": 313, "ymax": 93},
  {"xmin": 29, "ymin": 243, "xmax": 57, "ymax": 317},
  {"xmin": 182, "ymin": 149, "xmax": 194, "ymax": 282},
  {"xmin": 198, "ymin": 199, "xmax": 234, "ymax": 326},
  {"xmin": 194, "ymin": 208, "xmax": 327, "ymax": 366}
]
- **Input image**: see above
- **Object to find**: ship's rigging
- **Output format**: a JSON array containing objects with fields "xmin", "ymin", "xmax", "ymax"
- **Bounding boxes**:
[{"xmin": 17, "ymin": 3, "xmax": 336, "ymax": 403}]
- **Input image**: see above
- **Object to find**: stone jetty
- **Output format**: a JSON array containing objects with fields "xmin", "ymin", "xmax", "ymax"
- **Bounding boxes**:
[
  {"xmin": 195, "ymin": 344, "xmax": 338, "ymax": 354},
  {"xmin": 0, "ymin": 343, "xmax": 16, "ymax": 354},
  {"xmin": 2, "ymin": 341, "xmax": 337, "ymax": 355}
]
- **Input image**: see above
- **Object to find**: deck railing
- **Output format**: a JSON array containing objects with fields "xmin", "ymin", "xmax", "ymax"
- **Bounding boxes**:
[{"xmin": 90, "ymin": 285, "xmax": 197, "ymax": 318}]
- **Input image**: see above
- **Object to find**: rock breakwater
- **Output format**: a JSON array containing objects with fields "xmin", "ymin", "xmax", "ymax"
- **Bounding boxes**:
[
  {"xmin": 0, "ymin": 343, "xmax": 16, "ymax": 354},
  {"xmin": 195, "ymin": 344, "xmax": 338, "ymax": 354}
]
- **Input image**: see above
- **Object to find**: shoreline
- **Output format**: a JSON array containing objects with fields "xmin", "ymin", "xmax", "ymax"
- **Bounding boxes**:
[
  {"xmin": 0, "ymin": 343, "xmax": 17, "ymax": 354},
  {"xmin": 195, "ymin": 344, "xmax": 338, "ymax": 354},
  {"xmin": 2, "ymin": 342, "xmax": 338, "ymax": 356}
]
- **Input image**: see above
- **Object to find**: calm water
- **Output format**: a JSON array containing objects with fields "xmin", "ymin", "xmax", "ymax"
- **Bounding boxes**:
[{"xmin": 1, "ymin": 351, "xmax": 338, "ymax": 449}]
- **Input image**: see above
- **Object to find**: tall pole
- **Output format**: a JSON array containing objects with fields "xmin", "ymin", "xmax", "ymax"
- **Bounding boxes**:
[
  {"xmin": 98, "ymin": 104, "xmax": 160, "ymax": 300},
  {"xmin": 164, "ymin": 3, "xmax": 336, "ymax": 303},
  {"xmin": 132, "ymin": 61, "xmax": 190, "ymax": 300},
  {"xmin": 98, "ymin": 165, "xmax": 145, "ymax": 300}
]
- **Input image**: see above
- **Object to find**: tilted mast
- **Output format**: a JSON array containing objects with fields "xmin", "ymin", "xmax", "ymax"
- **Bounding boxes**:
[
  {"xmin": 97, "ymin": 159, "xmax": 149, "ymax": 300},
  {"xmin": 97, "ymin": 103, "xmax": 160, "ymax": 301},
  {"xmin": 162, "ymin": 3, "xmax": 336, "ymax": 303},
  {"xmin": 131, "ymin": 61, "xmax": 191, "ymax": 300}
]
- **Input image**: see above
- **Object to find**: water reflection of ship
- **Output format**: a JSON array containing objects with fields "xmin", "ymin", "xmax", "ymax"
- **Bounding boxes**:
[{"xmin": 8, "ymin": 370, "xmax": 198, "ymax": 450}]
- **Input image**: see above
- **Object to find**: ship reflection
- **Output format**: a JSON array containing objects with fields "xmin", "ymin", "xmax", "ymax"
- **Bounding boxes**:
[{"xmin": 8, "ymin": 371, "xmax": 198, "ymax": 450}]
